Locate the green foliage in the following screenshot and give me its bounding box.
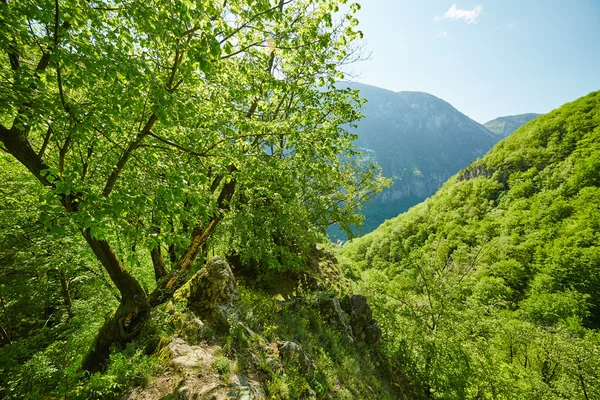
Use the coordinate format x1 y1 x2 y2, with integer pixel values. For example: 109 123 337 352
0 0 388 396
0 0 387 270
223 286 400 399
80 350 163 400
212 355 233 375
338 91 600 399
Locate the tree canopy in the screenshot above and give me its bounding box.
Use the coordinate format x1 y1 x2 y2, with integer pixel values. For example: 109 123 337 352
338 91 600 398
0 0 386 372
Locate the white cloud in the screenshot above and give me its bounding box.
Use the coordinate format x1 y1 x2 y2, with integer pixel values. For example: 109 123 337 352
439 30 449 37
434 4 483 24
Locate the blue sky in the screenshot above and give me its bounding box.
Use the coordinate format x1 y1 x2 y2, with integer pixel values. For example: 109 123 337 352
346 1 600 123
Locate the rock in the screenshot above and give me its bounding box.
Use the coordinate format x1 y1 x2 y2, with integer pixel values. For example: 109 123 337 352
277 341 314 373
363 322 383 345
168 337 216 368
317 297 354 342
341 295 382 345
174 256 239 329
128 337 265 399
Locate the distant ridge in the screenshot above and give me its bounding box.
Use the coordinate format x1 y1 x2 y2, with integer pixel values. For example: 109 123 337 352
484 113 541 137
331 82 498 238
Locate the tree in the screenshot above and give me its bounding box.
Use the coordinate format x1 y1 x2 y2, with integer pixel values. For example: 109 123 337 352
0 0 386 371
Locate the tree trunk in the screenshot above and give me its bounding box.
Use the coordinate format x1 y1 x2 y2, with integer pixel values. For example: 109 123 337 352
149 176 236 307
59 272 74 320
81 230 150 372
0 324 11 347
150 245 168 282
149 218 220 306
0 126 53 187
81 294 150 372
0 296 13 342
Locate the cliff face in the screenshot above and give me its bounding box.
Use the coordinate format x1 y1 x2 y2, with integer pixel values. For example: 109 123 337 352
335 82 498 237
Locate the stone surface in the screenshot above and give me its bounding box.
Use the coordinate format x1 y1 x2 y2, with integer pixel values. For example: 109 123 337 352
174 256 239 329
341 295 382 345
277 341 314 373
128 337 265 400
317 297 354 342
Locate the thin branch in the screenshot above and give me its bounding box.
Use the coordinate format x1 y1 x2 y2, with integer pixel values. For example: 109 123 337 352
218 0 293 44
220 41 262 59
37 125 52 158
102 113 157 197
147 131 206 157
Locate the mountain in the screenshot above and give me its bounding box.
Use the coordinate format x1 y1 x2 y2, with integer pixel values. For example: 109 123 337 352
338 90 600 398
334 82 498 238
484 113 541 137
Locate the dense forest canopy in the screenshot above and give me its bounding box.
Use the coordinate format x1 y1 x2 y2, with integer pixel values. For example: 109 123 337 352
338 91 600 398
0 0 387 377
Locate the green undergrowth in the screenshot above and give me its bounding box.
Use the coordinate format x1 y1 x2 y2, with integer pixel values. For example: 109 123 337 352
139 284 402 399
2 280 402 399
227 287 401 399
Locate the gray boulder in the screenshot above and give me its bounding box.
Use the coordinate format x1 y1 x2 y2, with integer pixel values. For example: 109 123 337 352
341 295 382 345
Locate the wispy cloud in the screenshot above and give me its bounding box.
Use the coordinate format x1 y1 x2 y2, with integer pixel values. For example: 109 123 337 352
439 30 449 38
434 4 483 24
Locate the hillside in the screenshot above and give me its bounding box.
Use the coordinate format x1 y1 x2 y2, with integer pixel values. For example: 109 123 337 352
484 113 542 137
334 82 498 238
338 90 600 398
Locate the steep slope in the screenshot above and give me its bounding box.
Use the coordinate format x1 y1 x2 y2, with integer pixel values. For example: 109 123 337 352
336 82 498 238
484 112 541 137
338 91 600 398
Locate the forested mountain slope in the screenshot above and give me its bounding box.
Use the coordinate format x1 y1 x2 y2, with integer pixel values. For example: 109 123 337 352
484 113 542 137
338 90 600 398
333 82 498 238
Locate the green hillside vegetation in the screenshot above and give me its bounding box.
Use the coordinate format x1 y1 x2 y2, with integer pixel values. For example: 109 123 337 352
484 113 542 138
338 91 600 399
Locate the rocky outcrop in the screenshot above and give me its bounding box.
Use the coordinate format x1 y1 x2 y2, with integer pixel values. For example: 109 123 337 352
277 341 315 373
317 297 354 342
174 256 238 330
317 294 382 346
128 337 265 400
341 295 382 345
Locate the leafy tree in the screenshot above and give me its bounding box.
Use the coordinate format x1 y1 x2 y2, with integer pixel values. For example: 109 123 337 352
0 0 386 371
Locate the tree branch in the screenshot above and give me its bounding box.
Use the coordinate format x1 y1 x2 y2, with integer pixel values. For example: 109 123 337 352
147 131 206 157
37 125 52 158
102 113 157 197
218 0 292 44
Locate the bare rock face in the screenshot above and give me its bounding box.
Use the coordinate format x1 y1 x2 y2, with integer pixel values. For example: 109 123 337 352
341 295 382 345
128 338 265 400
316 294 382 345
174 257 239 329
317 297 354 342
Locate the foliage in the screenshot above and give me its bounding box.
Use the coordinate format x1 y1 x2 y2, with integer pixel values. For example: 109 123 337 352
338 90 600 399
0 0 385 269
0 0 392 396
0 0 388 385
